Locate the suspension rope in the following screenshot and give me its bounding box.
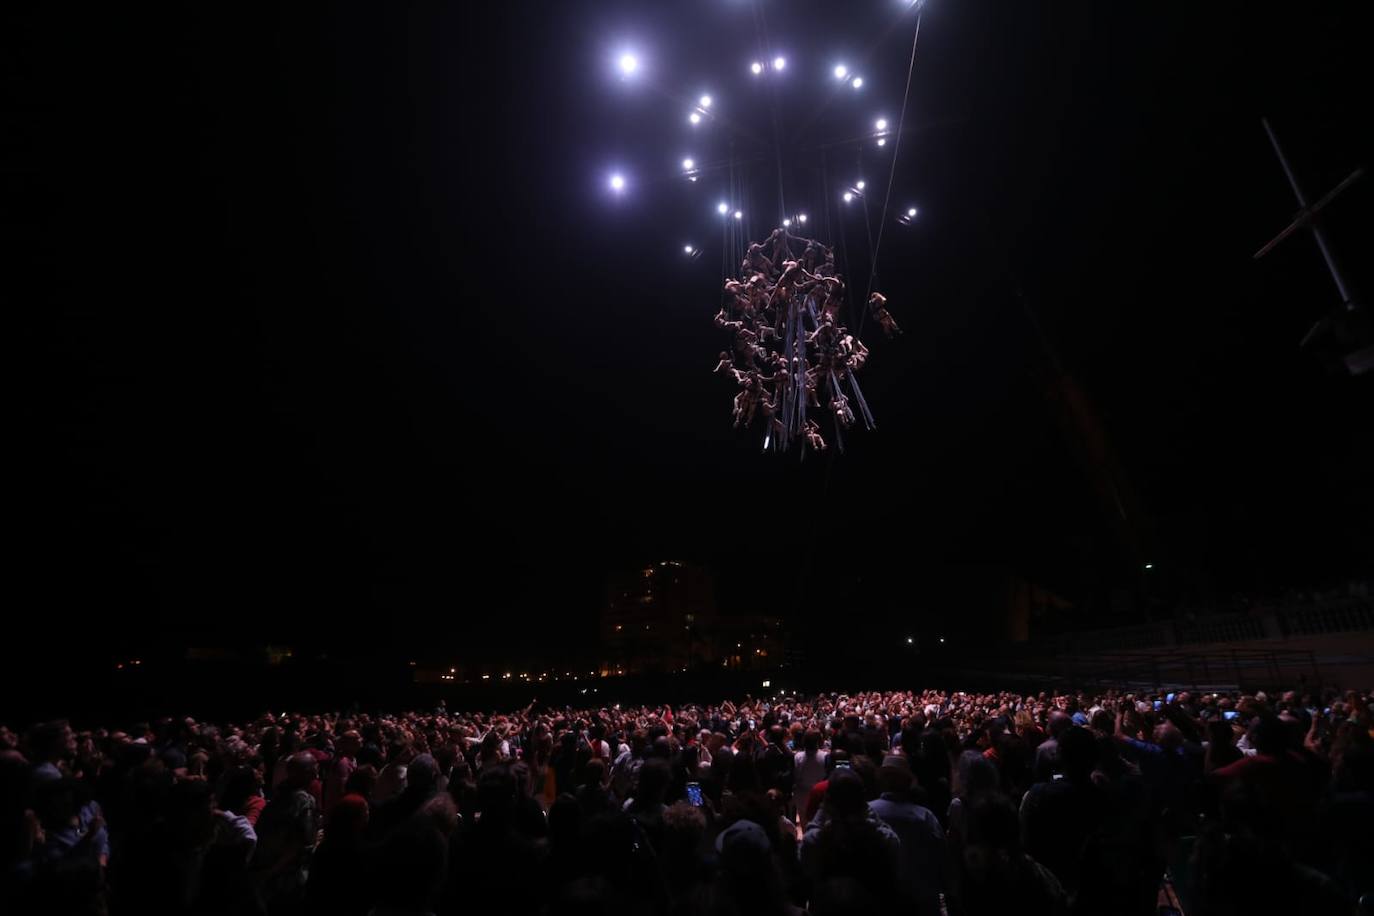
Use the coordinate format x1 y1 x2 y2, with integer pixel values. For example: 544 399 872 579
857 148 878 336
751 0 787 222
822 147 833 248
864 11 923 317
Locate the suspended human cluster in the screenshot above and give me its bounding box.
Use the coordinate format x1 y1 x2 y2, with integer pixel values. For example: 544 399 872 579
713 226 902 455
604 4 928 454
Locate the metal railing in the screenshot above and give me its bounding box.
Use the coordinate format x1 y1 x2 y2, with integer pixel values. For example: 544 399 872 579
1041 600 1373 655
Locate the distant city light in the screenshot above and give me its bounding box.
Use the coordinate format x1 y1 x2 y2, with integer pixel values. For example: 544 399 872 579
1145 563 1154 570
717 201 729 214
699 94 712 108
907 637 914 644
851 76 863 89
750 61 763 75
762 679 771 688
772 56 786 71
939 637 945 644
833 64 848 80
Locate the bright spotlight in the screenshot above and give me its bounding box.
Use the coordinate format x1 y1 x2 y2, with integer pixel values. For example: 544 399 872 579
833 64 848 80
684 244 694 254
750 61 763 75
843 192 853 203
783 218 791 227
856 180 865 190
851 76 863 89
717 201 729 214
876 138 887 147
907 637 914 644
908 207 917 217
689 111 701 124
609 173 625 192
618 53 638 76
733 210 742 220
699 94 712 108
798 213 807 223
875 118 888 131
682 158 694 170
772 56 786 71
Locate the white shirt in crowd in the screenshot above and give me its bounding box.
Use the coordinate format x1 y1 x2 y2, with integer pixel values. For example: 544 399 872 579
793 748 828 809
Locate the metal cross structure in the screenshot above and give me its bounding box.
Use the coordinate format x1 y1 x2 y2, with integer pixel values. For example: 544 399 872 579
1254 117 1372 375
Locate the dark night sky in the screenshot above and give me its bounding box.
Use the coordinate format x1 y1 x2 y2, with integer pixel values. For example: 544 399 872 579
10 2 1372 664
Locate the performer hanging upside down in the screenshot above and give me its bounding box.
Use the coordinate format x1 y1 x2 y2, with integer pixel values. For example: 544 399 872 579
831 391 855 428
745 273 770 312
732 337 760 370
804 418 828 452
714 309 746 332
733 371 772 428
818 278 844 322
868 292 902 338
807 321 839 348
724 279 748 313
843 335 869 371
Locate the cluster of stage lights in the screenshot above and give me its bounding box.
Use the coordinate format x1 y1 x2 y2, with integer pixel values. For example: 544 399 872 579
833 63 864 90
840 178 919 227
874 116 890 147
750 55 788 75
611 49 876 193
613 45 917 249
714 200 744 220
688 94 713 126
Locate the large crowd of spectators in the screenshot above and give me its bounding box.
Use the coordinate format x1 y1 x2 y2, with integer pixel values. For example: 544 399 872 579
2 685 1371 915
